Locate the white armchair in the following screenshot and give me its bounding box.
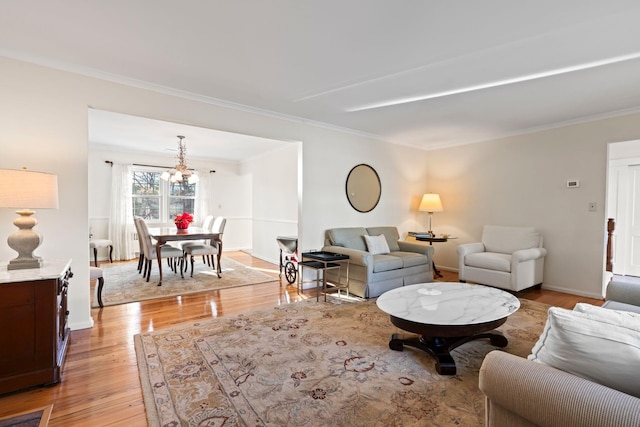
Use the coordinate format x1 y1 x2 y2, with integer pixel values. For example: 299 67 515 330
456 225 547 292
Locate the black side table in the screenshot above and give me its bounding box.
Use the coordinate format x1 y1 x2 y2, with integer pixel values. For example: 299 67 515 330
299 251 350 301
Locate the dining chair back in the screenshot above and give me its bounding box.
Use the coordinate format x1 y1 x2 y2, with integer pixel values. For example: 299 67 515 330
137 218 184 282
183 216 226 278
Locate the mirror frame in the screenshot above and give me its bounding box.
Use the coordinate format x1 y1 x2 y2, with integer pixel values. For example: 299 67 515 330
345 164 381 213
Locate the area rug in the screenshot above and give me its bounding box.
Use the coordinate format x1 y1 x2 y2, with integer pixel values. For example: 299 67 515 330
95 257 277 307
134 297 548 426
0 405 52 427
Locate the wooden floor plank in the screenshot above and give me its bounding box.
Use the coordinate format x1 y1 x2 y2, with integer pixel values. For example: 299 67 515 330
0 252 604 425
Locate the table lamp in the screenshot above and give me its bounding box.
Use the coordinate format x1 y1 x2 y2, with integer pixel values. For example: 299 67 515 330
0 168 59 270
418 193 443 236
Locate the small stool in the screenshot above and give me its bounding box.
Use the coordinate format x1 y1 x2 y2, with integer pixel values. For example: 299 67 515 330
90 239 113 267
90 266 105 308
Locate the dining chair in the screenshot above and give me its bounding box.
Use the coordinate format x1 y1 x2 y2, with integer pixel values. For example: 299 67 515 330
89 238 113 267
179 214 214 254
137 218 184 283
183 216 226 278
133 217 146 274
90 266 105 308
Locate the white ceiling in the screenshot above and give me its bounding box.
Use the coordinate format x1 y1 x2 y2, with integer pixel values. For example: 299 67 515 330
3 1 640 154
88 109 290 162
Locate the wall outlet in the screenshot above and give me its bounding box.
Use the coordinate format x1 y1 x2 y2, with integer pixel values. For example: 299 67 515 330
567 180 580 188
588 202 597 212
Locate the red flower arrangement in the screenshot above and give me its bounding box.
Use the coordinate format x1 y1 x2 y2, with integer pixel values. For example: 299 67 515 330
174 212 194 230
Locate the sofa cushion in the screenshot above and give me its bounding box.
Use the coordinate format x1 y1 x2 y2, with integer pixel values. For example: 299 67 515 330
366 227 401 252
363 234 390 255
327 227 368 252
371 254 403 272
464 252 511 272
482 225 540 254
528 306 640 398
391 251 429 268
574 302 640 323
602 300 640 314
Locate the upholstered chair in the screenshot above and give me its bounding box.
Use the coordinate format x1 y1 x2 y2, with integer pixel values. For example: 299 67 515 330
90 266 105 308
457 225 547 292
183 216 226 278
137 218 184 282
90 238 113 267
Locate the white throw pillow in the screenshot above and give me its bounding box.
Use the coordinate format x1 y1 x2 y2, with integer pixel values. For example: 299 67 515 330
574 303 640 331
363 234 390 255
528 306 640 397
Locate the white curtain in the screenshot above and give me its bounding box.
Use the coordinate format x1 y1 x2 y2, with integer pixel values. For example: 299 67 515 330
108 163 136 260
195 170 214 226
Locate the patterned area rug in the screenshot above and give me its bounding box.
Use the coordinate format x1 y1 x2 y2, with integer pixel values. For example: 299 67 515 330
135 297 548 426
94 257 277 307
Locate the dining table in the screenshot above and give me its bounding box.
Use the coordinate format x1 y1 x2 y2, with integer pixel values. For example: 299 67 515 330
147 226 223 285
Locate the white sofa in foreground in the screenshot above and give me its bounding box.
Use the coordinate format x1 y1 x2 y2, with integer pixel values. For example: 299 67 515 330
479 279 640 426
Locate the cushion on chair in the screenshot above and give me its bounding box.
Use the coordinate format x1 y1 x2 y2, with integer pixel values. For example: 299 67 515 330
363 234 391 255
89 266 103 280
90 239 113 249
528 306 640 398
464 252 511 272
482 226 540 254
602 300 640 314
327 227 368 251
366 227 401 252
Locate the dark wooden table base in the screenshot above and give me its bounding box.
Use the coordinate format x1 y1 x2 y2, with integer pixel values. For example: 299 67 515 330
389 331 508 375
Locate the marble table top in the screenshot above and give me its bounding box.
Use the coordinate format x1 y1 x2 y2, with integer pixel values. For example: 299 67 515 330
376 282 520 326
0 259 72 284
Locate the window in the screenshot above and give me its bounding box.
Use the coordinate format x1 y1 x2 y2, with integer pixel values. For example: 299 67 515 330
132 168 197 223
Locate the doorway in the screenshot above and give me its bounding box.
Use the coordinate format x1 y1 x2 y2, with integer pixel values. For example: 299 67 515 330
606 139 640 277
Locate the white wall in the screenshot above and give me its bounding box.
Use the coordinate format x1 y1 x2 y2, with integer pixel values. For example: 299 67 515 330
88 146 253 253
242 143 299 265
426 116 640 299
0 56 430 330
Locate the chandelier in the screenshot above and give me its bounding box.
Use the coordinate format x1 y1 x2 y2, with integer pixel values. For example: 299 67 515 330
160 135 199 184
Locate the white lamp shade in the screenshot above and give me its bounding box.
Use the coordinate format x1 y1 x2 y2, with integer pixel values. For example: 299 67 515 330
418 193 443 213
0 169 59 209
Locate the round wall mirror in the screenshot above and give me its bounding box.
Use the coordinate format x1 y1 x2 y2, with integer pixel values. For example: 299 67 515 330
345 164 381 213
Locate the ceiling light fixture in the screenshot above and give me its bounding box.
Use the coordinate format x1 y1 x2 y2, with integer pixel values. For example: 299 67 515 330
160 135 199 184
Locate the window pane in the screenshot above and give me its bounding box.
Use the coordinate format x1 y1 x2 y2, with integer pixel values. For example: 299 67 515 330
133 172 160 196
134 197 160 221
170 181 196 197
169 198 195 218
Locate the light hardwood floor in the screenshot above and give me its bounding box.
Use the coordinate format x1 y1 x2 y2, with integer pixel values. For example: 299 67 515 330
0 252 604 426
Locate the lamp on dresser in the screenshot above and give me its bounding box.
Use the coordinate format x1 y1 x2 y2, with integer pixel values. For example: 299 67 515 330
0 167 59 270
418 193 443 236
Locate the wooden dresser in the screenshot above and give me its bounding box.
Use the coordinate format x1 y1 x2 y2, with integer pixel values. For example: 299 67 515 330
0 259 72 394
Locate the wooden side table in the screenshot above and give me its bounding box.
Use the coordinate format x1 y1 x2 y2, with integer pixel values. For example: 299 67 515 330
408 232 457 278
0 259 72 394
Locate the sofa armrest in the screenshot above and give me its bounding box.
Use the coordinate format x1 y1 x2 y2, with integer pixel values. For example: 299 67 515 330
479 351 640 427
456 242 485 256
606 278 640 307
321 245 372 267
512 247 547 263
397 240 434 258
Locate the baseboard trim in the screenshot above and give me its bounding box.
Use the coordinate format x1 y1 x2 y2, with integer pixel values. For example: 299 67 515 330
540 284 604 300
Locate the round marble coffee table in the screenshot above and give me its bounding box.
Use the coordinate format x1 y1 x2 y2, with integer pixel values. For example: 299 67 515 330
376 282 520 375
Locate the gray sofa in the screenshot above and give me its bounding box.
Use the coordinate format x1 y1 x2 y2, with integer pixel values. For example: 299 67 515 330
479 279 640 426
321 226 433 298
